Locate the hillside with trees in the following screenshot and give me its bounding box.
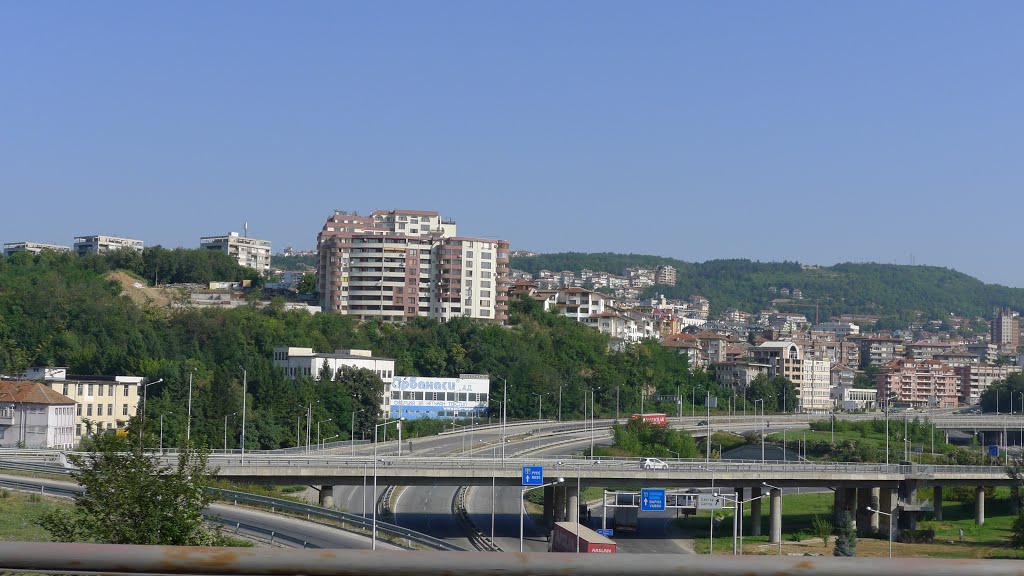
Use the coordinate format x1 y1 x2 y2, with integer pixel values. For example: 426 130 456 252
0 249 757 451
511 253 1024 323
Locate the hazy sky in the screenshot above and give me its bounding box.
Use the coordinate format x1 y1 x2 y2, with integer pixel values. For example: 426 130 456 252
3 3 1023 285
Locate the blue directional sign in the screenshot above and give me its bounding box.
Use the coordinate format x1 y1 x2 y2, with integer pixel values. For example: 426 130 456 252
988 445 1000 458
640 488 666 512
522 465 544 486
597 528 614 537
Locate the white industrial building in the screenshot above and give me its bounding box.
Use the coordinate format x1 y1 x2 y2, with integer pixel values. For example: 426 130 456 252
272 347 394 416
201 232 272 274
74 235 144 256
0 380 76 449
389 374 490 420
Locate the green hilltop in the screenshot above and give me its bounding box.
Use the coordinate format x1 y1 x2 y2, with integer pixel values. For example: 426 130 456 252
510 253 1024 324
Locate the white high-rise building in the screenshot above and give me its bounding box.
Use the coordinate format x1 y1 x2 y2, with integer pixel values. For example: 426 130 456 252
200 232 271 274
316 209 510 323
74 235 144 256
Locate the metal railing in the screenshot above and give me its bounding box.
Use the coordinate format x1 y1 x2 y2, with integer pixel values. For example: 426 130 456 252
0 460 464 552
2 542 1023 575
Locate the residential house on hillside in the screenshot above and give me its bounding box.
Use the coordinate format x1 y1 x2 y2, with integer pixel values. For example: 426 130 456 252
0 380 75 449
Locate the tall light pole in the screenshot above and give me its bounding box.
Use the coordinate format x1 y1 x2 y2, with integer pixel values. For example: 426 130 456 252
223 412 236 451
318 418 332 451
867 507 893 558
139 378 163 446
480 439 500 542
590 387 601 458
558 383 563 422
754 399 765 462
498 376 507 468
521 478 563 552
186 368 195 444
677 384 682 420
351 408 363 456
615 385 620 421
159 412 172 454
238 366 248 461
698 465 716 554
372 418 402 550
531 392 545 421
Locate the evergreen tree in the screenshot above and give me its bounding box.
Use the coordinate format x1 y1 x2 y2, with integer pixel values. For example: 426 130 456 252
833 511 857 556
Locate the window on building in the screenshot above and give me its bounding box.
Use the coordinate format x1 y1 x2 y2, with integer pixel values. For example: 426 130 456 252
77 384 83 395
76 404 82 416
482 252 492 260
123 404 129 416
481 261 491 269
109 384 115 396
124 384 130 396
62 384 68 396
481 280 491 288
76 424 81 436
107 403 113 415
87 404 93 416
87 384 93 396
98 385 104 397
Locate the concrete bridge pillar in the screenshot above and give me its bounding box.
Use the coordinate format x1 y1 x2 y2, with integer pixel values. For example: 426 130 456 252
843 487 857 528
543 485 555 528
553 486 566 522
769 487 782 544
750 487 762 536
933 485 943 520
856 486 877 536
880 487 899 539
567 487 580 523
833 488 845 521
975 486 985 526
318 485 335 508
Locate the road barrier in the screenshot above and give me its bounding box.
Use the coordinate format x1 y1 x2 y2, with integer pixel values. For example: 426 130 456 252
454 485 502 552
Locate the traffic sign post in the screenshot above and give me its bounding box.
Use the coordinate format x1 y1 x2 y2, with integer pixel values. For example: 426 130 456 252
988 445 999 458
640 488 666 512
697 494 724 510
521 465 544 486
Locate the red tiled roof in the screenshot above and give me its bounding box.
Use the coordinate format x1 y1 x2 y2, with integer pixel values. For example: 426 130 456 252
0 380 75 405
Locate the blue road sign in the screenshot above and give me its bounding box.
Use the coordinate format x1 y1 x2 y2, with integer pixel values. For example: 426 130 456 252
597 528 614 537
640 488 666 512
989 445 1000 458
522 465 544 486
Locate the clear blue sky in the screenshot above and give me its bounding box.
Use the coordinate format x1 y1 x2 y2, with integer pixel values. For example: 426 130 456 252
3 3 1023 285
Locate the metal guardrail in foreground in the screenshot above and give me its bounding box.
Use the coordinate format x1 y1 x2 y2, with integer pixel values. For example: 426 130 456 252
1 542 1022 576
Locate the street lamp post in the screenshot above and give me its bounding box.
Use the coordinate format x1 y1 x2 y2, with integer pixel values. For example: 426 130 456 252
223 412 236 451
590 387 601 458
351 409 363 456
521 478 564 551
317 418 332 451
372 418 403 550
479 439 500 542
754 399 765 462
763 482 785 557
139 378 164 446
531 392 545 421
238 367 248 462
615 385 620 421
698 465 716 554
714 489 770 555
499 377 507 468
186 368 195 444
866 507 893 558
159 412 172 454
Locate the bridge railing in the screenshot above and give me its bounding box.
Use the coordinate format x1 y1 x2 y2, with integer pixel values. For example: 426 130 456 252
1 542 1022 575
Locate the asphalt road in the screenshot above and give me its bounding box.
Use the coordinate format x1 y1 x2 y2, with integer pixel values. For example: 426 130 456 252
0 473 398 550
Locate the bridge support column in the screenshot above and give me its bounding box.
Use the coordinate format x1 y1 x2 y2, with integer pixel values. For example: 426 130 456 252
553 486 566 522
975 486 985 526
843 487 857 528
870 487 880 532
543 485 555 528
567 487 579 523
880 487 899 539
769 488 782 545
856 486 876 536
318 485 335 508
750 487 762 536
933 485 943 520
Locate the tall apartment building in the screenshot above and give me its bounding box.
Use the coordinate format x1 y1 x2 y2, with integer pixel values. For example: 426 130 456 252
654 265 677 286
875 359 960 408
201 232 271 274
3 241 71 256
992 308 1020 350
957 363 1023 405
74 235 144 256
316 209 510 323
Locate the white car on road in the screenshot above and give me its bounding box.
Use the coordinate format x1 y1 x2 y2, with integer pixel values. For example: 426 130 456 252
640 457 669 470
